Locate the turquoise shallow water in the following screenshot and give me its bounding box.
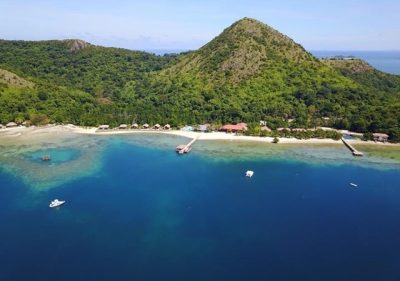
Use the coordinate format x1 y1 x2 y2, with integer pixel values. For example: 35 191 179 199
25 148 81 164
0 135 400 280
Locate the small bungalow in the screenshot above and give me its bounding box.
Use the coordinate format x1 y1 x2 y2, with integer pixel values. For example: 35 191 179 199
221 123 247 133
277 128 289 132
98 125 109 130
143 123 149 129
131 123 139 129
198 124 210 132
119 124 128 129
0 124 4 129
373 133 389 142
260 126 272 132
6 122 18 128
154 124 161 130
164 124 171 130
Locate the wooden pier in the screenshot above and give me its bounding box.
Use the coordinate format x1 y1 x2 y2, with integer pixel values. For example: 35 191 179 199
176 136 198 154
341 137 363 157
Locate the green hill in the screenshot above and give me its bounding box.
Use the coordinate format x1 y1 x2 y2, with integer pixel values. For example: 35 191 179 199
0 39 176 98
0 18 399 139
129 18 399 134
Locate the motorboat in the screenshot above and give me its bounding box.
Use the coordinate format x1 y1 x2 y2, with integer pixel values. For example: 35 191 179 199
246 170 254 177
49 199 65 208
350 183 358 187
41 155 51 161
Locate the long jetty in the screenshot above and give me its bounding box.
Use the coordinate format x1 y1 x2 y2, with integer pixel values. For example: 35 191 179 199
341 137 363 157
176 136 199 154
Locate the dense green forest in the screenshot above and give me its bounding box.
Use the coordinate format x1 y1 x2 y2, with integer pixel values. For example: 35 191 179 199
0 18 399 140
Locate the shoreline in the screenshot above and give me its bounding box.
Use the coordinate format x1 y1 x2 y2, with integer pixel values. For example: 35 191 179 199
0 124 398 147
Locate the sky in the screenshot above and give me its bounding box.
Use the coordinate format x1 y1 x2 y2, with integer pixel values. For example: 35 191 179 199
0 0 399 51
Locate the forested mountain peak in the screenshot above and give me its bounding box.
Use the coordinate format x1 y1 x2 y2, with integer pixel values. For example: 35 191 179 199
163 17 317 83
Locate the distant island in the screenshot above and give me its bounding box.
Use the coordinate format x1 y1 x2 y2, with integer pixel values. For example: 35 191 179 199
0 18 399 142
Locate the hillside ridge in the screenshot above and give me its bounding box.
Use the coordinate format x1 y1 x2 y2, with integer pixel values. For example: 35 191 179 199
0 18 399 140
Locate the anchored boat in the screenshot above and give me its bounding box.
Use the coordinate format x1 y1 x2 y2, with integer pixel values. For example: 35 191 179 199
49 199 65 208
246 170 254 177
41 155 51 161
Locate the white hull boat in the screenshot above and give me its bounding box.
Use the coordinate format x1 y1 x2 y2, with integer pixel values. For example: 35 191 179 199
49 199 65 208
246 170 254 177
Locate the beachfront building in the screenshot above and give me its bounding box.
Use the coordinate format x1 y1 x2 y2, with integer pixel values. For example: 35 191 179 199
119 124 128 129
143 123 149 129
164 124 171 130
131 123 139 129
373 133 389 142
6 122 18 128
154 124 161 130
260 126 272 132
198 124 210 132
221 123 248 133
98 125 109 130
0 124 4 129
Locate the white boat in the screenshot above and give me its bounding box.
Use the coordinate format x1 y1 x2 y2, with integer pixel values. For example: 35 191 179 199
350 183 358 187
245 170 254 177
49 199 65 208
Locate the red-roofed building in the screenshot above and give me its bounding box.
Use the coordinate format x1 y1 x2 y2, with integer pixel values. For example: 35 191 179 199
221 123 248 132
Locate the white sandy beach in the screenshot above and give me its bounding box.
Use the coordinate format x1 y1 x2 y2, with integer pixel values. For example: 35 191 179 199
0 124 398 147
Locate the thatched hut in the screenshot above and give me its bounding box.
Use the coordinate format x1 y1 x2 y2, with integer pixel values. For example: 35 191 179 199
260 126 272 132
119 124 128 129
164 124 171 130
98 125 110 130
131 123 139 129
143 123 149 129
373 133 389 142
6 122 17 128
154 124 161 130
198 124 210 132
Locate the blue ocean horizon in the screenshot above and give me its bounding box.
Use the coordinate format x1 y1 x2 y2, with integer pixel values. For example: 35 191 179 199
1 136 400 280
312 50 400 75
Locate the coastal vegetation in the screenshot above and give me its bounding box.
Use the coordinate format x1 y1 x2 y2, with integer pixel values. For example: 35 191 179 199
0 18 399 141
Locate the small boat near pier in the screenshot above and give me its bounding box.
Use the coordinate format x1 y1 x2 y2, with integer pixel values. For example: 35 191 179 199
41 155 51 161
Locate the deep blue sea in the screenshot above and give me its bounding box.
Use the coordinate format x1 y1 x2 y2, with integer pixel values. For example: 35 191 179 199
1 136 400 281
312 50 400 75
